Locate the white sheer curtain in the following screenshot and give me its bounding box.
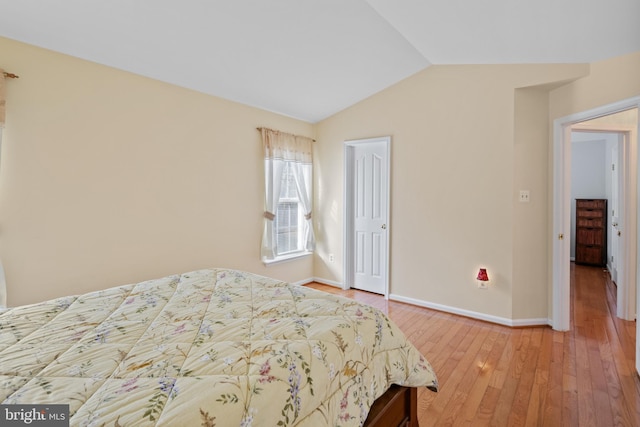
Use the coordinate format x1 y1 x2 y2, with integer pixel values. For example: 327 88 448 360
0 69 7 307
260 128 315 260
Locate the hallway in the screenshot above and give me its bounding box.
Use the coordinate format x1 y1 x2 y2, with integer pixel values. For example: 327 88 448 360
567 263 639 426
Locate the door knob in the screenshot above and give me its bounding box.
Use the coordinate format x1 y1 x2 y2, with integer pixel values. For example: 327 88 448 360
381 224 387 230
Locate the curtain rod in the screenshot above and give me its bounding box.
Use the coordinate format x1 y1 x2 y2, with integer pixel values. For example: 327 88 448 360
3 71 19 79
256 127 315 142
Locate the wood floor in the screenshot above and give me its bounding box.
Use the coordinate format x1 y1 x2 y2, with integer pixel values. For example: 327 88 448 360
307 263 640 426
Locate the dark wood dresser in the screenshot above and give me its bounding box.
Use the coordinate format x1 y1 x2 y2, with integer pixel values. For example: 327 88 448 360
575 198 607 266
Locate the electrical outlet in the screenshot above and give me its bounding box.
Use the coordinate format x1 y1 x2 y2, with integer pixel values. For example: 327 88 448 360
519 190 530 203
477 281 488 290
329 254 334 263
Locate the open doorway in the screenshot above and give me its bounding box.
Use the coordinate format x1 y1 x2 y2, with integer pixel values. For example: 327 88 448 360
571 127 626 259
570 129 626 292
571 111 638 321
552 98 639 373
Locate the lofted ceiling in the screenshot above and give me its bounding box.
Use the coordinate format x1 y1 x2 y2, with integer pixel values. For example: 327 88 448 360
1 0 638 123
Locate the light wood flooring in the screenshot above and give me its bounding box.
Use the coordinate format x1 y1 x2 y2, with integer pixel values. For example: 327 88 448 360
306 263 640 426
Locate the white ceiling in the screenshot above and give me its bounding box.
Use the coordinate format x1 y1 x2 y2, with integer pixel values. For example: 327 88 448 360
1 0 638 123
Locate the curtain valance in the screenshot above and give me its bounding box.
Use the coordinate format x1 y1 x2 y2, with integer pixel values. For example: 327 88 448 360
259 128 313 163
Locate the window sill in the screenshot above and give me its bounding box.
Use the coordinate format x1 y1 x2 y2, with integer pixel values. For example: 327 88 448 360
263 251 312 266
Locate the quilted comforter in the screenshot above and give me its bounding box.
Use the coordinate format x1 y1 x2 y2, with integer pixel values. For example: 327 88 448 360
0 268 438 426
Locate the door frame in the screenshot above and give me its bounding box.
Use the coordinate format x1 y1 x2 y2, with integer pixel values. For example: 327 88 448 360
607 135 622 284
552 97 640 332
343 136 391 298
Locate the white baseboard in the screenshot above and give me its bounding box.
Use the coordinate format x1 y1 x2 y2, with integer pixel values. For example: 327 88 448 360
295 277 345 289
293 277 344 288
389 293 549 328
291 277 316 287
303 277 549 327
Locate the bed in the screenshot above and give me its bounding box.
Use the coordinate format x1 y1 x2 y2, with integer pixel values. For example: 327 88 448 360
0 268 438 426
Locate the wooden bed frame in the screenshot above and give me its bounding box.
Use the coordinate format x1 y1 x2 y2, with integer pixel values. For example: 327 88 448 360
364 385 419 427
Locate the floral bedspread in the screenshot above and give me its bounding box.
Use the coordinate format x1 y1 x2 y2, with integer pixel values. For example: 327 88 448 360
0 268 438 426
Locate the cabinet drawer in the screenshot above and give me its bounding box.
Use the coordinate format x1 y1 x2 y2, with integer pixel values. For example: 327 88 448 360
577 217 604 228
575 244 604 266
577 209 604 219
576 228 604 245
576 199 606 209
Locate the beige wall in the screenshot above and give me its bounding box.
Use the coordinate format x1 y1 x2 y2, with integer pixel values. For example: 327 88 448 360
512 87 552 319
315 63 590 321
550 52 640 120
0 37 315 306
314 52 639 323
3 34 638 324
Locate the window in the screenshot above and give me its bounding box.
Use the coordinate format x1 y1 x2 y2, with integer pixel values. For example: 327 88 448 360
276 201 299 254
275 163 306 255
260 128 315 263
